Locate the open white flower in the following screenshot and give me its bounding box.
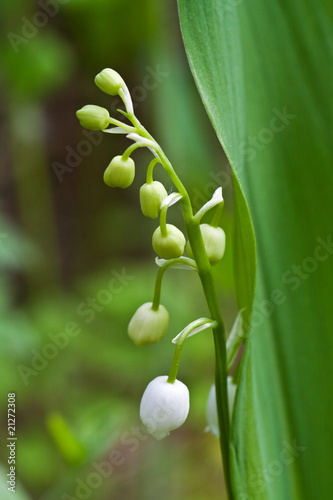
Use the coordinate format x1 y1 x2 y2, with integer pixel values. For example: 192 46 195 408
140 376 190 440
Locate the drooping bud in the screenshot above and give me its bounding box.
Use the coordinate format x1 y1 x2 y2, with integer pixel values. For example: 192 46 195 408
94 68 124 96
76 105 110 130
103 155 135 188
140 181 168 219
140 376 190 440
206 378 237 437
152 224 186 259
187 224 226 265
128 302 169 346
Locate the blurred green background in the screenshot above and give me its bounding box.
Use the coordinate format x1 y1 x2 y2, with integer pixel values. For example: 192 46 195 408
0 1 237 498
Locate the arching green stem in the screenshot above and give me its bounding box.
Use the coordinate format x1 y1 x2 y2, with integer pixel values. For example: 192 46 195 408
159 205 168 237
152 257 197 311
122 143 141 161
146 158 162 184
167 318 216 384
128 114 190 204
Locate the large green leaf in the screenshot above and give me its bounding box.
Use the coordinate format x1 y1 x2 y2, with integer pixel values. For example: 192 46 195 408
178 1 333 499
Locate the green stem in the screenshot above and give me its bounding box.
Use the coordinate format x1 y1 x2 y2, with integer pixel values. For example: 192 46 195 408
146 158 161 184
167 342 183 385
167 318 216 384
122 143 140 160
152 257 197 310
107 117 136 132
126 113 234 499
184 219 232 497
128 114 190 202
152 264 164 311
159 206 168 237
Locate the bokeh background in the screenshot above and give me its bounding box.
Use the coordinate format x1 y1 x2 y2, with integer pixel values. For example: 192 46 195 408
0 1 237 498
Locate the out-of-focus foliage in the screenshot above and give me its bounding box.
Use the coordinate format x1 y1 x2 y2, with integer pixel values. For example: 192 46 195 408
0 1 234 499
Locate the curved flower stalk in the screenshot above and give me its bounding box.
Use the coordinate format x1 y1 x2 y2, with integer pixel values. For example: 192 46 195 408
76 68 243 499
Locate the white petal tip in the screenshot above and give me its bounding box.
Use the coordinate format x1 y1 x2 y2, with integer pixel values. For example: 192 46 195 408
160 192 182 209
126 133 156 148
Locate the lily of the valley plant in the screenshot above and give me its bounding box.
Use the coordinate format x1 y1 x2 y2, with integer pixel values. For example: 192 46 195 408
76 68 244 498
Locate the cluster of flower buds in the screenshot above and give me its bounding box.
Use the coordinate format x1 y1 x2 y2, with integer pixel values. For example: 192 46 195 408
76 69 235 441
76 68 137 189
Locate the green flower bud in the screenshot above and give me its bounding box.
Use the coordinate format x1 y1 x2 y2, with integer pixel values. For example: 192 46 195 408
152 224 186 259
94 68 124 96
76 105 110 130
187 223 226 265
128 302 169 346
140 181 168 219
103 155 135 188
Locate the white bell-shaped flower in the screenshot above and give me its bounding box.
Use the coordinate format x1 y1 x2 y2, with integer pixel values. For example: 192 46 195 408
140 376 190 440
206 377 237 437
